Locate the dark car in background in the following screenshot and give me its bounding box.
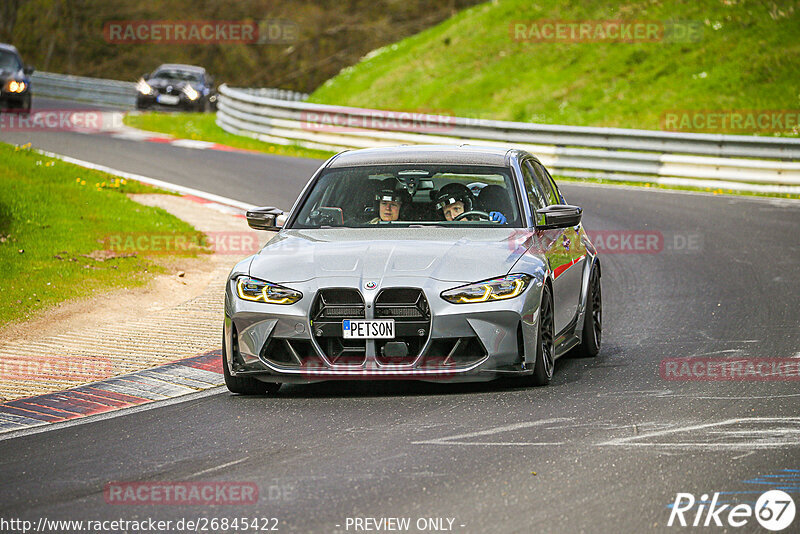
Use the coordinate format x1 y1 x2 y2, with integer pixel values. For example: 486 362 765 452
136 64 217 112
0 43 33 113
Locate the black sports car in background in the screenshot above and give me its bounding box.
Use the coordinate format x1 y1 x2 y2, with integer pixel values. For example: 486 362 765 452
135 64 217 112
0 43 33 113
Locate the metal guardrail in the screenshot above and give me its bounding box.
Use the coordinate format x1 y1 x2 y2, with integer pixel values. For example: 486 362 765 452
29 72 308 111
216 84 800 194
31 71 137 108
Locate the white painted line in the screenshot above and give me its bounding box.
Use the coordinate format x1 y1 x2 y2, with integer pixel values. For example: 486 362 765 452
34 149 256 211
598 417 800 450
412 418 572 446
188 457 249 479
170 139 217 149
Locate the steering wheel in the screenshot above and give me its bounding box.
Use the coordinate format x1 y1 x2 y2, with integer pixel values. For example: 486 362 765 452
454 210 491 221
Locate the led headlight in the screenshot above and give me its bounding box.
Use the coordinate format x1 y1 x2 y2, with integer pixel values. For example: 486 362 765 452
441 274 532 304
4 80 26 93
136 78 154 95
183 85 199 101
236 276 302 305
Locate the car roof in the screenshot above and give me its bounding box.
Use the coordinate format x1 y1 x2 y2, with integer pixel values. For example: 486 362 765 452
0 43 21 56
327 145 518 168
154 64 206 73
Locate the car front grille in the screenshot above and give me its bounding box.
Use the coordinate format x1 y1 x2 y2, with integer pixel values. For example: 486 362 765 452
309 288 434 367
312 288 366 365
157 86 181 95
375 288 430 365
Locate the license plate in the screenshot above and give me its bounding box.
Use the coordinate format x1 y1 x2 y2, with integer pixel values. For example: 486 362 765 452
157 94 180 105
342 319 395 339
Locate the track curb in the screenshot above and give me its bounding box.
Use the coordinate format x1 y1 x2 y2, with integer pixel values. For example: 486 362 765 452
0 350 223 435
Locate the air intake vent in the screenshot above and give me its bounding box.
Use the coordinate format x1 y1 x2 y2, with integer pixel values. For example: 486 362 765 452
375 288 430 365
312 288 365 321
311 288 367 366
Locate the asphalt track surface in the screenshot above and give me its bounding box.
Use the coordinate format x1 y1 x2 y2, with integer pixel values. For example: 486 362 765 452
0 97 799 533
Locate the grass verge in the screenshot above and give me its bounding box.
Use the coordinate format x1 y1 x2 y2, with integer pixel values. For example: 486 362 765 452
309 0 800 135
123 112 333 160
0 142 204 325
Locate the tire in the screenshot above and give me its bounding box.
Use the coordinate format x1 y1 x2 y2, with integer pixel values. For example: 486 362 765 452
529 284 555 386
574 263 602 358
222 335 281 395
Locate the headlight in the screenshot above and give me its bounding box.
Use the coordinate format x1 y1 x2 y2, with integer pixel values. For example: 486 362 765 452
4 80 26 93
183 85 199 101
441 274 532 304
136 79 154 95
236 277 302 305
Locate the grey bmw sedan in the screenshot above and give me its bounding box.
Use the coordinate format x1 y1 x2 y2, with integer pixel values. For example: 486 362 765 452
223 145 601 394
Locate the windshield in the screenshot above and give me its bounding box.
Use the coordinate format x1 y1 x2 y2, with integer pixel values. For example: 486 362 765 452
151 69 202 82
290 164 522 229
0 51 22 72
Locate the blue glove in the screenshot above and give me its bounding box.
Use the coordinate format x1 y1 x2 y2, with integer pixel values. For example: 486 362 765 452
489 211 507 224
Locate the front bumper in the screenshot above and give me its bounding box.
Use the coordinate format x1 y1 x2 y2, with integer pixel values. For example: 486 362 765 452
0 90 30 109
136 93 203 111
224 276 542 383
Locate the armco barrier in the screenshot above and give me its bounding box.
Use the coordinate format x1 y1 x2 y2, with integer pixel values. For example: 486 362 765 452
31 71 137 108
216 84 800 194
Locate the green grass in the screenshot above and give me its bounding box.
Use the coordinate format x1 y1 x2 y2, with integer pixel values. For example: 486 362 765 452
123 112 334 160
309 0 800 135
0 143 203 325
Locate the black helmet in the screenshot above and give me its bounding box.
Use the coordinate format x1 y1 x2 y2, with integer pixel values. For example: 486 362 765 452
435 183 474 218
477 184 512 215
374 178 411 212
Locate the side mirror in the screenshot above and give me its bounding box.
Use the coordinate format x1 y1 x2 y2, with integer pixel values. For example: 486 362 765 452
535 204 582 229
246 206 284 231
23 65 34 75
142 72 150 80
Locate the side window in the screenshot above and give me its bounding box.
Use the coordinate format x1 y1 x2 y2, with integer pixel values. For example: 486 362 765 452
530 161 560 206
520 159 545 211
540 163 566 204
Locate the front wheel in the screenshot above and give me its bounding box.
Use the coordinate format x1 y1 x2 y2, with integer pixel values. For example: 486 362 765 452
528 284 555 386
574 263 601 357
222 335 281 395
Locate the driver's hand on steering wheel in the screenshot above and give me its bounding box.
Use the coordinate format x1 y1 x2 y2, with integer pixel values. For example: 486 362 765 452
489 211 507 224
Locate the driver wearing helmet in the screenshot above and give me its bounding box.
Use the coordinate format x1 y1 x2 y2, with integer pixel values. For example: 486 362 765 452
434 183 507 223
370 179 411 223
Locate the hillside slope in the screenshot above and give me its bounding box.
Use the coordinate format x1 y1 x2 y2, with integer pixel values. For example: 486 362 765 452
310 0 800 133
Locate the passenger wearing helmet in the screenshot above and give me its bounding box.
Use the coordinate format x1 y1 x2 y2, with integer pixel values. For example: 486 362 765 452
435 183 507 223
370 179 411 223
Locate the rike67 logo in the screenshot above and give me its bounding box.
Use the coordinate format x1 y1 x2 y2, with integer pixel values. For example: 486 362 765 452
668 490 795 531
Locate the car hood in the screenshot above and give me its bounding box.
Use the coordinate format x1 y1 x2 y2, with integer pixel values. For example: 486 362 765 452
0 68 23 81
248 227 534 284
